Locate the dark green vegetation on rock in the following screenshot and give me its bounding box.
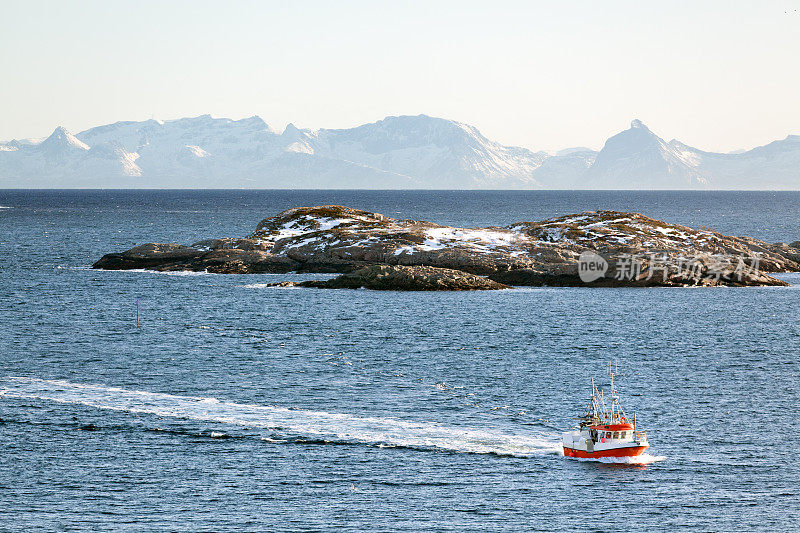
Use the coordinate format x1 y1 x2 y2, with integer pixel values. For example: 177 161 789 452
93 205 799 288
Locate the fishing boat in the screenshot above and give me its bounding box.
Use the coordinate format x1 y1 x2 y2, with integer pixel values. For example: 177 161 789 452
562 366 649 459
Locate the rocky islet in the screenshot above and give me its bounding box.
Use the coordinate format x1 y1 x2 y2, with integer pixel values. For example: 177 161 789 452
93 205 800 289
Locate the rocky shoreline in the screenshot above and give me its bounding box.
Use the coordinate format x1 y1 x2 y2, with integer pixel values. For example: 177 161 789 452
93 205 799 289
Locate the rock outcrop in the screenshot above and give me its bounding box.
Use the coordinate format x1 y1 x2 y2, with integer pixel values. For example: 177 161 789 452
93 205 799 288
267 265 510 291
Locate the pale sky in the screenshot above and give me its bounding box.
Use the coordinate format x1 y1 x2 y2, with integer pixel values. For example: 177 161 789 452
1 0 799 152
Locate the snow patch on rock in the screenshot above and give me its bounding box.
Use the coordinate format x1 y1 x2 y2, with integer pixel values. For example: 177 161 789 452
185 145 210 158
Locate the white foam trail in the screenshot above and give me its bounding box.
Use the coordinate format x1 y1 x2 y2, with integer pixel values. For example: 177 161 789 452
613 454 667 464
0 377 561 457
242 283 298 289
96 268 211 276
567 453 667 465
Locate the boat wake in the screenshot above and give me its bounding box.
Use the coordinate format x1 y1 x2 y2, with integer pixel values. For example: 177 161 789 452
0 377 561 458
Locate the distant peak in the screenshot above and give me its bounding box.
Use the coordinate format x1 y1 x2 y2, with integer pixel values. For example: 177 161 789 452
556 146 596 156
46 126 74 140
282 123 307 140
176 114 213 123
40 126 90 151
630 119 649 130
163 114 215 126
237 115 268 128
379 114 447 125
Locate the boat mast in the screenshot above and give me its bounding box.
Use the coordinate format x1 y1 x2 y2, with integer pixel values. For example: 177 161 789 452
578 378 603 428
608 361 626 423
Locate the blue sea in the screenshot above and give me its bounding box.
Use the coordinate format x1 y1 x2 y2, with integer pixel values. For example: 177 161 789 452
1 190 799 531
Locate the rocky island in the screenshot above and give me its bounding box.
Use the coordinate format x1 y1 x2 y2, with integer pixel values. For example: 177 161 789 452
93 205 800 289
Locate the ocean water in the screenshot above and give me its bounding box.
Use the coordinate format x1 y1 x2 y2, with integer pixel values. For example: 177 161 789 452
1 190 799 531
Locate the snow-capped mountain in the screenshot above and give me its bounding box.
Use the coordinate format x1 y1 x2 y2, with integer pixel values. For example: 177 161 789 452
685 134 800 190
581 120 800 190
582 119 708 189
0 115 798 189
308 115 549 188
0 114 548 188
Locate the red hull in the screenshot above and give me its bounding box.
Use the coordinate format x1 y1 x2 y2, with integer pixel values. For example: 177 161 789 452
563 445 648 459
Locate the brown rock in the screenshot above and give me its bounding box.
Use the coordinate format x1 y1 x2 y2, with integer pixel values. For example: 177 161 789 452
93 243 204 270
268 265 510 291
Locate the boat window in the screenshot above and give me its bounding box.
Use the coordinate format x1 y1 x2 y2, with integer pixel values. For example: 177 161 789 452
620 431 627 438
613 431 619 438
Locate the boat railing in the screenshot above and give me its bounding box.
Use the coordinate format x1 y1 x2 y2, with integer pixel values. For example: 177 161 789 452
634 430 647 442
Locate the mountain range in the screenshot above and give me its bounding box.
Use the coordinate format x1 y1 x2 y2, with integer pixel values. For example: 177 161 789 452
1 114 798 189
